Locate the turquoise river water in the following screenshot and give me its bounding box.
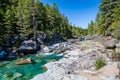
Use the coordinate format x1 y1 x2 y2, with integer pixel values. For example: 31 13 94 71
0 53 63 80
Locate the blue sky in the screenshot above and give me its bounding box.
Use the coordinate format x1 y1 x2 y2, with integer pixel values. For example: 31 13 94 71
41 0 100 28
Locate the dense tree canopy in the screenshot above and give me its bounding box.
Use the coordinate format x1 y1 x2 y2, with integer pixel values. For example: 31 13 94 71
96 0 120 37
0 0 86 45
87 0 120 38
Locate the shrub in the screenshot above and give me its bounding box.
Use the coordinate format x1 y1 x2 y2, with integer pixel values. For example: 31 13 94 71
45 30 52 40
95 58 105 70
113 28 120 39
13 38 21 49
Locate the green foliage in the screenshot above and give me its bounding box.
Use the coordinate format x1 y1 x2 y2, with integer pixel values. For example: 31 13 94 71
16 0 34 38
71 24 87 38
0 0 87 46
0 0 18 45
35 0 46 31
13 38 21 49
113 26 120 39
95 0 120 36
45 30 52 40
88 20 96 35
95 58 105 70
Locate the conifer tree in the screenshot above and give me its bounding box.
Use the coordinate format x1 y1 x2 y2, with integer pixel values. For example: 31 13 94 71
16 0 34 38
88 21 96 35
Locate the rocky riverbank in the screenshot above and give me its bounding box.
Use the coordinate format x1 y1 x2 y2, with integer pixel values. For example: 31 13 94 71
0 35 120 80
31 37 120 80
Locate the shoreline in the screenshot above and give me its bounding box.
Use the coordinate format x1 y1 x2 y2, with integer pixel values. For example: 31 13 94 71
31 40 120 80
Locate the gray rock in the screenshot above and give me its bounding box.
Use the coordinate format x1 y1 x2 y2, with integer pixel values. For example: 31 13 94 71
32 40 117 80
48 42 71 54
116 42 120 54
105 39 118 49
84 35 93 41
31 61 88 80
116 42 120 48
62 74 88 80
106 50 114 58
118 62 120 77
37 32 47 43
116 48 120 54
17 40 37 54
43 46 50 53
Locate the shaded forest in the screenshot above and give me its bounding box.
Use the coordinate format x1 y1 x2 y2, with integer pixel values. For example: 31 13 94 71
0 0 87 46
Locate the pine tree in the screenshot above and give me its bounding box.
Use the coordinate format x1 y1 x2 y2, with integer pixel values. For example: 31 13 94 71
88 21 96 35
16 0 34 38
45 3 56 31
34 0 46 31
5 0 17 36
96 0 120 35
0 0 17 45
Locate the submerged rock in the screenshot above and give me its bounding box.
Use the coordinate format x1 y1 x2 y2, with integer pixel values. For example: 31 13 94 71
12 72 22 80
2 72 22 80
16 58 32 65
0 61 9 67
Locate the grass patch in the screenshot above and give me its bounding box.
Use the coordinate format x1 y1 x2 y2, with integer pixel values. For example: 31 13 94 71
95 58 105 70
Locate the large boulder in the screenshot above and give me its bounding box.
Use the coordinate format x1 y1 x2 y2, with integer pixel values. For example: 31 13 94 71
38 42 71 55
105 39 118 49
0 51 7 58
7 53 16 59
48 34 63 45
48 42 71 54
17 40 37 54
97 63 119 78
75 63 119 80
31 61 88 80
36 32 47 43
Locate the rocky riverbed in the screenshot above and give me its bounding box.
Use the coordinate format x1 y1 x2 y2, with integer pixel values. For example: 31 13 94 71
32 38 120 80
0 35 120 80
